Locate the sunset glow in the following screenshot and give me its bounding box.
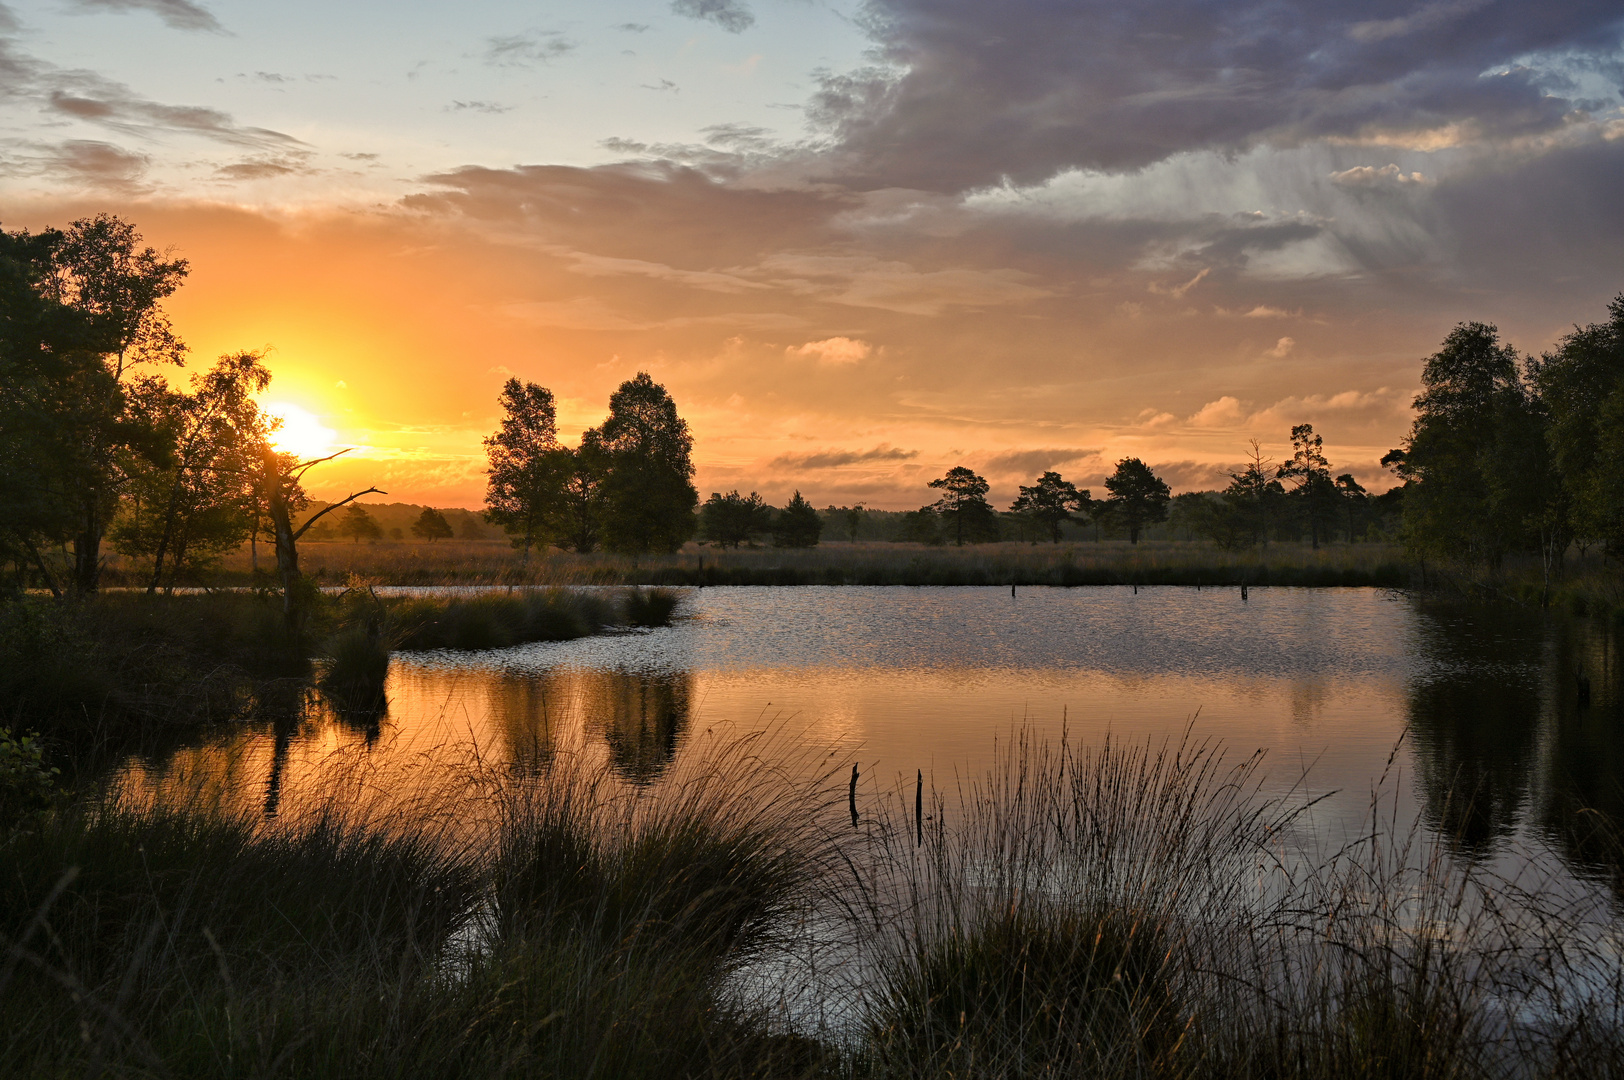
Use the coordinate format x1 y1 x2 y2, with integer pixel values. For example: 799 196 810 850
2 0 1618 507
264 402 338 462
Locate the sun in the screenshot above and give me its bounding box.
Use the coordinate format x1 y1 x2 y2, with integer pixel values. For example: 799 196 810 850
264 402 338 460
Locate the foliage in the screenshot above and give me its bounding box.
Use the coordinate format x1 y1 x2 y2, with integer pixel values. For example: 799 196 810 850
1010 470 1090 543
1529 295 1624 554
1393 321 1561 569
0 727 58 829
1279 423 1342 549
593 372 699 554
1102 457 1171 544
928 466 1000 545
0 215 189 594
483 378 566 556
699 490 772 548
411 506 454 542
337 504 383 543
108 351 272 590
772 490 822 548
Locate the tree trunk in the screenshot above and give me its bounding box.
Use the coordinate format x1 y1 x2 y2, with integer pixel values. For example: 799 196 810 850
72 509 102 594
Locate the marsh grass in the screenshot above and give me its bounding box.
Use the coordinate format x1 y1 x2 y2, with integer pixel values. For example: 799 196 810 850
6 723 1624 1078
211 539 1412 588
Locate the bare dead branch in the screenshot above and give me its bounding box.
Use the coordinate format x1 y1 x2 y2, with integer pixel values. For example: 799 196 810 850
292 487 386 541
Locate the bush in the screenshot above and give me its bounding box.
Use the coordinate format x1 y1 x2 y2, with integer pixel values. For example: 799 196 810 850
0 728 58 829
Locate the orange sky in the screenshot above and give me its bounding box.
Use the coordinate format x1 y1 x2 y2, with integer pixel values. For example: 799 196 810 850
7 1 1621 509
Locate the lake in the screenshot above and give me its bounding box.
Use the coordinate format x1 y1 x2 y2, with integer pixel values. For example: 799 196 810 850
122 585 1624 890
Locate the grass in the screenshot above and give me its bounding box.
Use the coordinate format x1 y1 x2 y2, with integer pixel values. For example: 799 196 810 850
193 538 1415 588
5 724 1624 1078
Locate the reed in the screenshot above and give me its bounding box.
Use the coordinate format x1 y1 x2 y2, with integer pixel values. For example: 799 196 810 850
205 539 1413 588
4 723 1624 1078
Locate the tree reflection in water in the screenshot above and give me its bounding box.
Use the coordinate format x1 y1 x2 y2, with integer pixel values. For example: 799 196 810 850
488 667 693 785
588 670 692 785
1538 618 1624 900
1405 602 1544 857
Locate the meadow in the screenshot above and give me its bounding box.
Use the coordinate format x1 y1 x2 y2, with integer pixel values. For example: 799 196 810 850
3 726 1621 1079
192 537 1416 588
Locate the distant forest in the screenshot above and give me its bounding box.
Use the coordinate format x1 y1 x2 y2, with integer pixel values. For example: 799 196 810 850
3 212 1623 596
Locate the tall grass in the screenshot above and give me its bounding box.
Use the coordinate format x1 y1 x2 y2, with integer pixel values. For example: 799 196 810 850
210 539 1413 588
5 724 1624 1078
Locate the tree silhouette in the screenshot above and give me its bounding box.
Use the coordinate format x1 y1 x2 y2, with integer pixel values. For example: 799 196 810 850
1102 458 1170 543
483 378 564 558
1011 470 1089 542
338 504 383 543
411 507 454 542
1277 423 1338 549
928 466 998 545
773 491 822 548
700 490 771 548
594 372 697 554
0 215 188 593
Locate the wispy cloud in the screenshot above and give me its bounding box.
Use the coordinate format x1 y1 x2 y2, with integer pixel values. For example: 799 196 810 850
70 0 221 33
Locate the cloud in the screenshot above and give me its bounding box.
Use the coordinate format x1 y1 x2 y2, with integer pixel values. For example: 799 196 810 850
1347 0 1492 44
770 444 917 469
787 336 872 365
1148 268 1209 298
802 0 1619 192
670 0 754 33
213 155 311 181
71 0 221 33
450 100 513 114
980 448 1100 477
39 139 148 188
45 75 301 149
484 32 574 67
1329 163 1431 188
615 23 650 32
756 253 1051 315
1264 336 1296 358
1188 396 1247 428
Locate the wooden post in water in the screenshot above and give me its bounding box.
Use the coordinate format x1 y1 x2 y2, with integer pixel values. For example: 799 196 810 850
849 764 860 828
916 770 924 847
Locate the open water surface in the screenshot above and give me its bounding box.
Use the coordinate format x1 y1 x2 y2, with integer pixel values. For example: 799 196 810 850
124 586 1624 886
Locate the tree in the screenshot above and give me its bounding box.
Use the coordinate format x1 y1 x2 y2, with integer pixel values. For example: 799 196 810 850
110 352 272 592
839 504 865 542
700 490 772 548
1334 474 1369 542
1010 471 1089 543
928 466 999 545
899 506 943 545
773 491 822 548
1102 458 1170 543
1396 322 1558 568
1528 294 1624 554
594 372 698 554
253 444 382 635
338 504 383 543
1219 441 1286 547
1277 423 1340 549
484 378 565 558
412 507 454 542
0 215 188 593
552 435 609 553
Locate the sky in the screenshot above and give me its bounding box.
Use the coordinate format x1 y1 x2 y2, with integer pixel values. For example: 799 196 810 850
3 0 1622 508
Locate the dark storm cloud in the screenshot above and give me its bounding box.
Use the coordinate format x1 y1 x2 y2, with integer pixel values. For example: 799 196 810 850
670 0 754 34
811 0 1624 192
71 0 221 33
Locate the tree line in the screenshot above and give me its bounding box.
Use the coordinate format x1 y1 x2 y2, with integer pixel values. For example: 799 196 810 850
0 215 385 630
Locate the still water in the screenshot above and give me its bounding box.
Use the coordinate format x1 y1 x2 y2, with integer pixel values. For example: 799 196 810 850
126 586 1624 884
